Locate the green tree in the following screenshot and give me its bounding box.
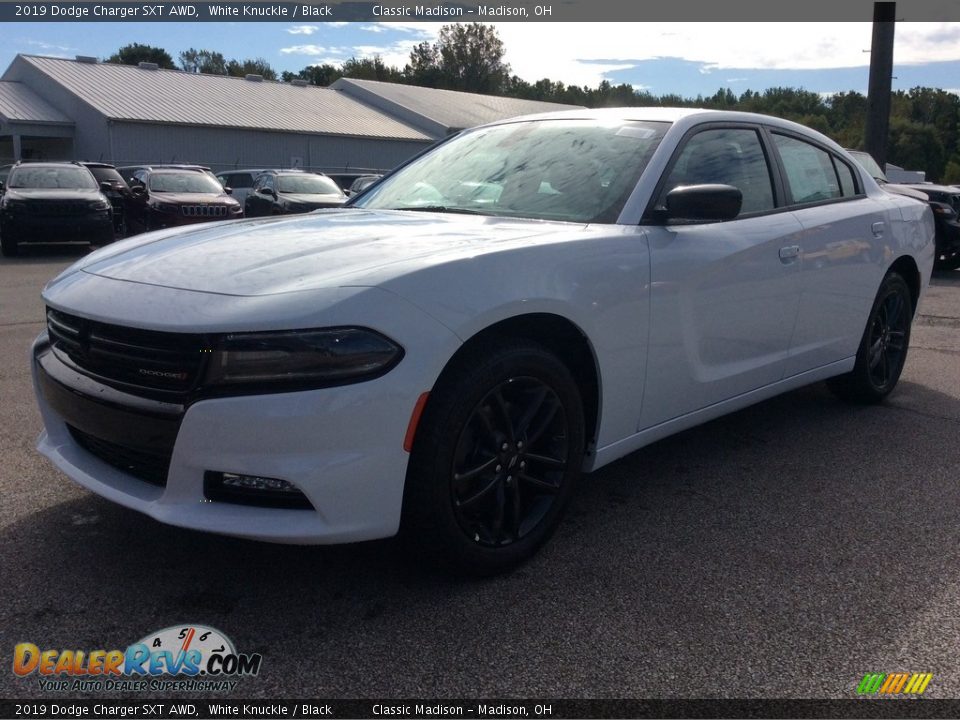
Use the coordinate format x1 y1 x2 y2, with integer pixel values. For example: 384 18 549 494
179 48 227 75
341 56 404 83
887 118 946 182
410 23 510 93
282 64 342 86
226 57 277 81
106 43 175 69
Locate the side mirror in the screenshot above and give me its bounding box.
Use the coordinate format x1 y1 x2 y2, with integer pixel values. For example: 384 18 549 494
224 187 233 195
100 181 114 193
130 185 147 198
664 184 742 222
0 180 5 193
258 187 275 197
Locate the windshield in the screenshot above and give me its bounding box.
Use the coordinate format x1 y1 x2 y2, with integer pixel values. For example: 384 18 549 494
87 167 127 186
148 172 224 193
277 175 342 195
354 119 669 223
9 166 97 190
848 150 886 182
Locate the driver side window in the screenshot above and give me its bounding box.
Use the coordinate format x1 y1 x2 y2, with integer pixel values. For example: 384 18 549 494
661 127 775 215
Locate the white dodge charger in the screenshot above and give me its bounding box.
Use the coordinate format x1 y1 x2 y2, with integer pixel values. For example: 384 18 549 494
32 109 934 573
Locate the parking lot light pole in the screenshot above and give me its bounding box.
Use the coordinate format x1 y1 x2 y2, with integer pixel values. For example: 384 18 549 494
865 1 896 170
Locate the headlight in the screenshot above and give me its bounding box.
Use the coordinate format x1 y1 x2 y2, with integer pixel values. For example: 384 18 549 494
205 327 403 387
90 199 111 211
153 202 180 214
2 200 26 213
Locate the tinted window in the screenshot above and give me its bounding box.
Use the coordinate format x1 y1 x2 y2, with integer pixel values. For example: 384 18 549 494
661 127 775 215
834 158 858 197
277 175 342 195
773 134 842 205
148 172 223 193
356 119 669 223
229 173 255 189
86 167 127 186
9 166 97 190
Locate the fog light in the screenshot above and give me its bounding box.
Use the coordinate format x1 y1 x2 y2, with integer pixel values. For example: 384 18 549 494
204 471 313 509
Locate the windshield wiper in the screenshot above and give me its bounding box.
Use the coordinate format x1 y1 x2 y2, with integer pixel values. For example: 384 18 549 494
388 205 490 216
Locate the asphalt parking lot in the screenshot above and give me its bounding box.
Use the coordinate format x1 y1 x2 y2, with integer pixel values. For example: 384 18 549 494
1 244 959 701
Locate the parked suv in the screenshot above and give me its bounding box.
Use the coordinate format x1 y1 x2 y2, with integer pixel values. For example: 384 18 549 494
0 161 114 257
244 170 347 217
848 150 960 270
80 162 132 237
215 169 266 207
126 167 243 234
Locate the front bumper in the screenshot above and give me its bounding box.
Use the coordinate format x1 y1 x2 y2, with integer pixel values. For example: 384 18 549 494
934 216 960 253
32 333 418 544
2 211 113 243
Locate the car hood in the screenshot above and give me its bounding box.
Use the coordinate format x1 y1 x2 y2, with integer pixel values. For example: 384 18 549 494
880 183 930 202
71 209 585 297
3 188 103 201
148 192 237 204
281 193 346 206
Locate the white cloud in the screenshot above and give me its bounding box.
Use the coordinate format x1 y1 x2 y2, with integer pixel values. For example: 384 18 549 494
26 39 75 52
324 22 350 27
359 25 387 33
280 44 328 55
286 25 319 35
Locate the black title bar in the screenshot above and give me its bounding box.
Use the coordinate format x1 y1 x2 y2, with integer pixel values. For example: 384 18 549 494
5 699 960 719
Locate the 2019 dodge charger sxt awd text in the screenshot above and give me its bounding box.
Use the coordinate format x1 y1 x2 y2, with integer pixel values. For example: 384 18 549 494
31 109 934 573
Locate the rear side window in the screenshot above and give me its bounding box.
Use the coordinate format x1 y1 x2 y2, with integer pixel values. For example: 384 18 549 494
228 173 255 189
773 134 851 206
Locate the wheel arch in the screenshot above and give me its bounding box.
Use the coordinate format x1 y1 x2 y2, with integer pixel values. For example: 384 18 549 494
433 313 602 453
888 254 921 315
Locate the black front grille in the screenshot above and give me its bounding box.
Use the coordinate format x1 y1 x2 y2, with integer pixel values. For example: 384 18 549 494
68 425 171 486
26 200 92 216
181 205 227 218
47 308 209 395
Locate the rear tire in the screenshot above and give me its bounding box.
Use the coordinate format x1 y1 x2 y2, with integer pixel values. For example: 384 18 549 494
402 339 585 575
827 272 913 403
0 230 19 258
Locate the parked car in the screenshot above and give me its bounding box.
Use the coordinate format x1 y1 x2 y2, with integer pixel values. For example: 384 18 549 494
215 169 266 207
0 161 114 256
80 162 132 237
347 174 383 197
126 167 243 234
31 109 934 574
244 170 347 217
847 150 960 270
118 164 222 189
0 164 11 185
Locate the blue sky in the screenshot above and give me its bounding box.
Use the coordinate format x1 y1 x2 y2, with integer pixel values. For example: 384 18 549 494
4 21 960 98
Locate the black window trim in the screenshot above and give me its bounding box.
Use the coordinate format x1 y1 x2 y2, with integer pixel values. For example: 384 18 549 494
765 127 867 211
641 121 784 225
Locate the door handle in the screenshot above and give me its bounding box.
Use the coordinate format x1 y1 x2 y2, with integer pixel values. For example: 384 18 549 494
871 221 885 237
779 245 801 261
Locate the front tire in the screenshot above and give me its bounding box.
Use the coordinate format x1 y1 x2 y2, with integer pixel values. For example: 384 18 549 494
402 340 585 575
0 229 19 257
827 272 913 403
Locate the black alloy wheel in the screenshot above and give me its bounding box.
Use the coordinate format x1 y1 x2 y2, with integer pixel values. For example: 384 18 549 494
403 340 585 575
827 271 913 403
451 376 570 547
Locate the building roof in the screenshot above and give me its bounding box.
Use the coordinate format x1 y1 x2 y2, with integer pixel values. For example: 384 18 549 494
332 78 584 136
5 55 430 141
0 80 73 124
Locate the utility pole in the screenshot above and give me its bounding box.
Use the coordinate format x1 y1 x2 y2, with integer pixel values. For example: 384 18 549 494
865 2 896 170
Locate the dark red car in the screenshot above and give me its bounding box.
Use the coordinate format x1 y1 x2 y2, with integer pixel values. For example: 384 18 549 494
127 168 243 235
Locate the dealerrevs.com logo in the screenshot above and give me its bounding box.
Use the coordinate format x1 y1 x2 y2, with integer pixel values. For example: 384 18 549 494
13 625 262 693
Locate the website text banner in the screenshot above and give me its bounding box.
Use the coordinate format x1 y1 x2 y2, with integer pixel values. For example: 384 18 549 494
3 0 960 22
6 699 960 719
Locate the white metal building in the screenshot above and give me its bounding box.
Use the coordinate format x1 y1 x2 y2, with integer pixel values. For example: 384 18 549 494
0 55 580 174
